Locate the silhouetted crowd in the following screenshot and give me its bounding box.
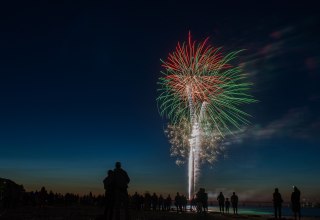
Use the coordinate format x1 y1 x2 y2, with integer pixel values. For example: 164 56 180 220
0 168 305 220
0 185 105 209
130 192 173 211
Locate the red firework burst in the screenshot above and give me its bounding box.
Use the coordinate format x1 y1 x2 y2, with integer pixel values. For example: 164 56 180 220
162 32 231 103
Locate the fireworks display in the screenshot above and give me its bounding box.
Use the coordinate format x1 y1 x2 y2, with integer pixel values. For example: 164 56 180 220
157 32 256 199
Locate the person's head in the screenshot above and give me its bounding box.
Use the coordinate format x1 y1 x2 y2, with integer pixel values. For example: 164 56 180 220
220 192 222 194
233 192 235 195
226 198 229 201
115 161 121 169
275 188 279 192
293 186 298 192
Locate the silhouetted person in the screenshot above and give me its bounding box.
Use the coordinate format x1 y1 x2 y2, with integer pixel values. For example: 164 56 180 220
231 192 238 214
181 194 187 211
165 194 172 211
139 194 144 210
113 162 130 220
291 186 301 220
273 188 283 219
144 192 151 210
132 192 140 210
158 194 164 211
175 192 182 212
217 192 225 214
151 193 158 211
190 196 196 211
225 198 230 214
203 190 208 212
103 170 115 220
196 188 208 213
39 186 48 208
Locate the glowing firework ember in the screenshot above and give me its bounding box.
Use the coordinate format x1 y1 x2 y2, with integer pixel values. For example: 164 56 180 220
157 32 256 199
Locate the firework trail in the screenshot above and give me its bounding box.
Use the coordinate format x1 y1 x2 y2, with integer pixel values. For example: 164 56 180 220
158 32 256 199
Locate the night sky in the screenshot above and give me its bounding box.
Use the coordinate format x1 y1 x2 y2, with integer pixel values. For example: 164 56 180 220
0 1 319 202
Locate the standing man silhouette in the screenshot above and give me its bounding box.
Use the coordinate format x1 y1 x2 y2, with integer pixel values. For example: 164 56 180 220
273 188 283 219
217 192 225 214
114 162 130 220
291 186 301 220
231 192 239 214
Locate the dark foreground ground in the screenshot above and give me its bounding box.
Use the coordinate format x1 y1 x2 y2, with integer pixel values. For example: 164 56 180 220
0 206 318 220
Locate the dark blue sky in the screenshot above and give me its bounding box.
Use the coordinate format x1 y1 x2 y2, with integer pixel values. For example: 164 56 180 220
0 1 319 201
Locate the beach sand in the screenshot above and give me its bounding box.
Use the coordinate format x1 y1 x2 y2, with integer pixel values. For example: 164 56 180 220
1 206 318 220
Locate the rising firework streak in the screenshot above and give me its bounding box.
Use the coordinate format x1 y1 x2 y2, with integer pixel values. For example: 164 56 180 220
157 32 256 199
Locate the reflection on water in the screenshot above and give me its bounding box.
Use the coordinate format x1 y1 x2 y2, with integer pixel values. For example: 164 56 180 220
207 206 320 217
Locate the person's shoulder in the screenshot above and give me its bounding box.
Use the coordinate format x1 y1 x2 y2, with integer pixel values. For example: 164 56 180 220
117 168 127 173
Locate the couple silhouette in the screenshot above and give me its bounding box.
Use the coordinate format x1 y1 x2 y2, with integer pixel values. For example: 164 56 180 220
103 162 130 220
